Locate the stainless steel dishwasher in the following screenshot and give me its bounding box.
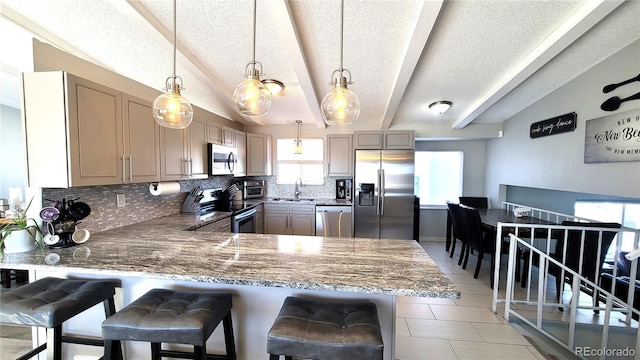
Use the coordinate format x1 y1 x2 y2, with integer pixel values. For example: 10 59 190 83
315 206 353 238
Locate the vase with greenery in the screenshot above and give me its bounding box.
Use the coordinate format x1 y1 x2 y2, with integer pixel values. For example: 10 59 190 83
0 198 43 254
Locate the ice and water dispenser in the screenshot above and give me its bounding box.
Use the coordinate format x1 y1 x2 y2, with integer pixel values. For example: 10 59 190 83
358 183 375 206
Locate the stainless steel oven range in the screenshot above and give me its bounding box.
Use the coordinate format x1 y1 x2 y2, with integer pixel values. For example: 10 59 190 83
232 207 257 233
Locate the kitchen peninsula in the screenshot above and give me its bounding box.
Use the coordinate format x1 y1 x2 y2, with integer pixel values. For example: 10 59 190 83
0 214 458 360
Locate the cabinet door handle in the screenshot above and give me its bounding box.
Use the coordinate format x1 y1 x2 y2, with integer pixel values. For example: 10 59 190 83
128 155 133 182
188 159 193 176
121 155 126 183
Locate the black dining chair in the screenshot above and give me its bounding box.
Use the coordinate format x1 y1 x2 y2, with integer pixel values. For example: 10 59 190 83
521 221 621 310
459 196 489 209
446 202 467 264
460 205 520 289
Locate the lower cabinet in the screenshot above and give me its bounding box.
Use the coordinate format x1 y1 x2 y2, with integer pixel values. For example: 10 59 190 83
255 204 264 234
264 203 315 236
195 216 231 232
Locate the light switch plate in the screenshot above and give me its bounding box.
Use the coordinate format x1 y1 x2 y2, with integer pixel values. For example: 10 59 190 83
116 193 126 208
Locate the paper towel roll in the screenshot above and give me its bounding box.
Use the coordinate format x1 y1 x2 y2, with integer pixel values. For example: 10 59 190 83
149 182 180 196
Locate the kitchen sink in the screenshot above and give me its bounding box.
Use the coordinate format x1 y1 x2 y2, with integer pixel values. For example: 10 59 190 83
271 198 314 202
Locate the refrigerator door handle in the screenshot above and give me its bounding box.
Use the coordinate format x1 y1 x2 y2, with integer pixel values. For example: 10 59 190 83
380 169 385 215
376 169 381 216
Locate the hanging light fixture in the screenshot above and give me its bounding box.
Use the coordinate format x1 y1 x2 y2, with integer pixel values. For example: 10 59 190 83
261 79 285 95
152 0 193 129
321 0 360 126
294 120 303 154
233 0 271 117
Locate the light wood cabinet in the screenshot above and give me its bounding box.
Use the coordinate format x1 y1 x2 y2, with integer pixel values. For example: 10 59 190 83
188 117 208 178
246 133 272 176
23 71 124 187
222 126 234 147
234 130 246 177
264 203 315 236
160 116 208 180
122 94 160 183
206 120 234 147
353 130 414 150
326 134 353 176
207 120 223 145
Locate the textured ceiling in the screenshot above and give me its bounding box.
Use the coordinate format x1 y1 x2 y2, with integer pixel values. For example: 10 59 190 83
1 0 638 136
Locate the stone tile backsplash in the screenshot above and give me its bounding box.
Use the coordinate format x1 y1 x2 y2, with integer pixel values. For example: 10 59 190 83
42 176 350 234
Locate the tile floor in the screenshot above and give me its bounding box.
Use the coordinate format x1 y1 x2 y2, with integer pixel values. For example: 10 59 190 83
395 241 549 360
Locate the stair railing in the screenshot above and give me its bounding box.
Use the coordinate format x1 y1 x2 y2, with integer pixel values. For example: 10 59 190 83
502 232 640 360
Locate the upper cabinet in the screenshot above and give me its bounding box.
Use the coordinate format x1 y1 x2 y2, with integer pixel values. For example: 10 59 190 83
234 130 246 177
246 133 272 176
122 94 161 183
23 72 126 187
326 134 353 176
207 120 234 147
160 116 207 181
22 71 233 187
353 130 415 150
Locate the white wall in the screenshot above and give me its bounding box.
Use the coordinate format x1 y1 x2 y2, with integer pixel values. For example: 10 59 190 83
0 104 25 200
485 40 640 206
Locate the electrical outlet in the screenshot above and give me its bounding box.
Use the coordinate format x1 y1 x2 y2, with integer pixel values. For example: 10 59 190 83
116 193 126 208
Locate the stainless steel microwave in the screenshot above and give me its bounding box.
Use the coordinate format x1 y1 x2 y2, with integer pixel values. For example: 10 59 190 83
207 143 237 175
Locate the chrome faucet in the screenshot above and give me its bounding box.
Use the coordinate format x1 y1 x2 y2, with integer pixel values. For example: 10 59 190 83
294 178 303 199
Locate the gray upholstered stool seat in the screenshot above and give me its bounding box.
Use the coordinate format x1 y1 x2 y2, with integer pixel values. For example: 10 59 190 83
102 288 236 360
0 277 120 360
267 296 384 360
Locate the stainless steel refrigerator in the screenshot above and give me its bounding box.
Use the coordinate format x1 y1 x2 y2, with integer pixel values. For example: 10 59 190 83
354 150 415 239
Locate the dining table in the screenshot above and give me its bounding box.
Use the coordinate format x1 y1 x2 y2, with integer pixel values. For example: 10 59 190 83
445 207 557 251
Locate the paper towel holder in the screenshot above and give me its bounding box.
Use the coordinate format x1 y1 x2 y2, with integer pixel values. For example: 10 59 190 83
150 182 159 191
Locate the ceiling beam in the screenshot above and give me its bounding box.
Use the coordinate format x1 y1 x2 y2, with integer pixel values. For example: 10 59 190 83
114 0 257 125
380 0 444 130
267 0 326 129
452 0 624 129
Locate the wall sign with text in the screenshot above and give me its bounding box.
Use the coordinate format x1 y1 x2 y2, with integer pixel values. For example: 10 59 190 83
529 112 577 139
584 108 640 163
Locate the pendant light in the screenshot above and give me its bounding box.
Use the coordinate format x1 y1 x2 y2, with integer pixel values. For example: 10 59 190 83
233 0 271 117
321 0 360 126
152 0 193 129
294 120 303 154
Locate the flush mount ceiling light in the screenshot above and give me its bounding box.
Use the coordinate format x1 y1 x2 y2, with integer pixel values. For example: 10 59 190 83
429 101 452 114
294 120 303 154
233 0 271 117
152 0 193 129
320 0 360 126
261 79 285 95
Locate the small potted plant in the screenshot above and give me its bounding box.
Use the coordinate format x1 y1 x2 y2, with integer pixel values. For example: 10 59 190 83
0 198 43 254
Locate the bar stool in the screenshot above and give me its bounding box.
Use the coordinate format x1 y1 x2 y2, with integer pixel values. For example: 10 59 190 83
267 296 384 360
102 288 236 360
0 276 122 360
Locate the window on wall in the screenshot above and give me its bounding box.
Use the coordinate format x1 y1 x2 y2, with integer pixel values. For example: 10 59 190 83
276 138 324 185
574 201 640 258
414 151 463 206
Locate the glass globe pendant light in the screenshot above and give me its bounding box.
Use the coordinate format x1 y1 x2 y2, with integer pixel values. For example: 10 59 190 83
321 0 360 126
233 0 271 117
152 0 193 129
293 120 303 154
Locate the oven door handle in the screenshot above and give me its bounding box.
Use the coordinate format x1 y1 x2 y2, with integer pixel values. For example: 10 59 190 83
234 207 257 221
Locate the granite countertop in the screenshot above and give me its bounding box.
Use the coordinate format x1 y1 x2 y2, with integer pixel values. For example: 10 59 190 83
0 215 459 299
